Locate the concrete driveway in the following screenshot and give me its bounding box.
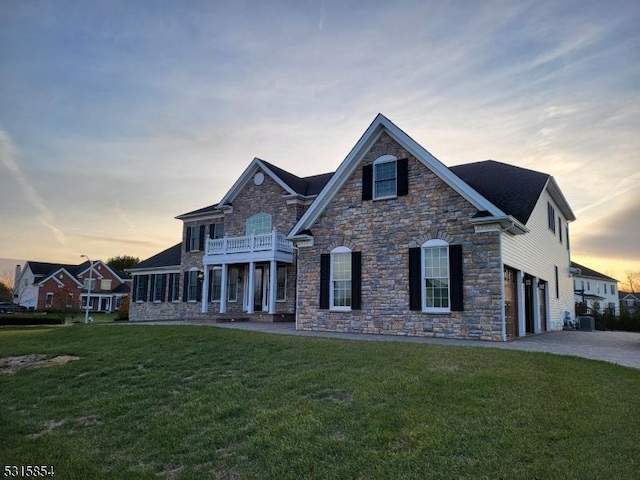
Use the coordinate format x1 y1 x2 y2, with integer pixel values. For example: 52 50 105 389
128 320 640 370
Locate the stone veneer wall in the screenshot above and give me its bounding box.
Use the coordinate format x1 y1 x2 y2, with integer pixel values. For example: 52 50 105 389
296 132 504 341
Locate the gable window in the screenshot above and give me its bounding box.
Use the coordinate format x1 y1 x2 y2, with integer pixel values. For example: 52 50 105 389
319 248 362 311
100 279 112 291
547 202 556 233
374 156 397 199
246 213 271 235
83 278 96 290
409 241 463 312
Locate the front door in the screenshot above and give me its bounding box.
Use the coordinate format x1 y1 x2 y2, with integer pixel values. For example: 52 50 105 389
253 265 269 312
524 275 535 334
504 267 519 338
539 281 547 332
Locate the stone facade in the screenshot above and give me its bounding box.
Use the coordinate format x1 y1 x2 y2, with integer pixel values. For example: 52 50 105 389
296 133 504 341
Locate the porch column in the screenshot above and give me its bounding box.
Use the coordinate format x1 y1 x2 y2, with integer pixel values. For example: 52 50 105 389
220 264 228 314
247 261 255 314
532 276 541 333
268 260 277 314
517 270 526 337
201 267 209 313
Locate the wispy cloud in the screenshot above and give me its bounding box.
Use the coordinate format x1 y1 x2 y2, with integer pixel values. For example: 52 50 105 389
0 131 66 245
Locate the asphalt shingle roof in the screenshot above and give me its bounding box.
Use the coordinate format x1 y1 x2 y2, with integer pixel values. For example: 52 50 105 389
449 160 550 225
571 262 618 282
130 243 182 270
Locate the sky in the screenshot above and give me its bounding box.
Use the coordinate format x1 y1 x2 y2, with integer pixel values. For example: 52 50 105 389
0 0 639 288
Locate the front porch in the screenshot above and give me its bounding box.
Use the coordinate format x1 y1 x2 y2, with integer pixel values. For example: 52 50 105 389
201 229 295 317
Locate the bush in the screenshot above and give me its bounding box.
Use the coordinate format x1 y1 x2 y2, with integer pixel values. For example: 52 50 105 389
116 295 130 321
0 314 66 326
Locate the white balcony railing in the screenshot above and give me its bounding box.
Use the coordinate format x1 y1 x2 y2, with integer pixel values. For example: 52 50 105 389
206 230 294 256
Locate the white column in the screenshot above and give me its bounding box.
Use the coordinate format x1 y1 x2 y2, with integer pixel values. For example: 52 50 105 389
247 261 255 314
268 260 277 314
517 270 526 337
220 264 228 314
201 267 209 313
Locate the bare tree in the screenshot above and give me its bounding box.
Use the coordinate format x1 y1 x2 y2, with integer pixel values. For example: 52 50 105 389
623 271 640 293
0 270 15 302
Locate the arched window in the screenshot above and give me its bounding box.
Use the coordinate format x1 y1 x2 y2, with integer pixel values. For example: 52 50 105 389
421 239 450 312
246 213 272 235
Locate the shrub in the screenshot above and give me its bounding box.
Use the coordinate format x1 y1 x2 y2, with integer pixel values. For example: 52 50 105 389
116 295 130 321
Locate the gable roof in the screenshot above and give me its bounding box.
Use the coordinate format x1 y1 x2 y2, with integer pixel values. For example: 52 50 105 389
449 160 551 225
27 261 80 277
290 114 527 237
571 262 618 282
177 158 334 220
128 243 182 271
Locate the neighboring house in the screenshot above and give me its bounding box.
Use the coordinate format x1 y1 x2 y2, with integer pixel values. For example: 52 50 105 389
129 114 577 341
13 260 130 312
571 262 619 313
619 291 639 313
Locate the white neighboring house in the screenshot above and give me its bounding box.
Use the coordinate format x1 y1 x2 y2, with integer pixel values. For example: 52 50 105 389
619 291 639 313
571 261 619 313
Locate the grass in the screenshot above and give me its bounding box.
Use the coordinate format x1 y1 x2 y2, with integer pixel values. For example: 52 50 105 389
1 325 639 479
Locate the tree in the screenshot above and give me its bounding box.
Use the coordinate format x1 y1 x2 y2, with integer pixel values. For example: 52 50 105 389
622 271 640 293
107 255 140 272
0 281 11 302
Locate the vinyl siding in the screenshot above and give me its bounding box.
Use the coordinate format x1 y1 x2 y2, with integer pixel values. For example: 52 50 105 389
502 187 573 329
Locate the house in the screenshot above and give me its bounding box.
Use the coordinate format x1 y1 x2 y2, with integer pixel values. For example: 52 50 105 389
571 262 619 313
619 291 639 313
129 114 576 341
13 260 130 312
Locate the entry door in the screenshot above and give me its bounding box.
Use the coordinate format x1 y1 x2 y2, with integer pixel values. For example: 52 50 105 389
504 267 519 338
524 275 535 334
253 266 269 312
539 281 547 332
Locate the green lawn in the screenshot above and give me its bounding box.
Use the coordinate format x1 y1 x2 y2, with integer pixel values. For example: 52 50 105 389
1 325 638 479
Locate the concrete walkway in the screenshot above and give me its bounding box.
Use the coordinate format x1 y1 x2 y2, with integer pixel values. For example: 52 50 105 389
125 320 640 370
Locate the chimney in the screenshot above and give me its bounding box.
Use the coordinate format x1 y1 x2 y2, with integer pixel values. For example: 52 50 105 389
14 265 21 303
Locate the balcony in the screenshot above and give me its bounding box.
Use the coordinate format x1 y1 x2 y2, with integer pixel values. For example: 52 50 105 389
203 230 294 265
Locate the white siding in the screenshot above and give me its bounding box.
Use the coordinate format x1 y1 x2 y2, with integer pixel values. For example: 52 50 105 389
573 276 619 312
502 188 573 330
15 266 38 309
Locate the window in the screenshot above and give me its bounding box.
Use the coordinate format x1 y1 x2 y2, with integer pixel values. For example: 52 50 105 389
555 266 559 299
246 213 271 235
45 293 53 307
374 156 397 199
100 279 112 291
153 274 166 302
84 278 96 290
188 225 202 251
186 270 199 302
611 284 616 294
228 267 239 302
558 218 563 243
135 275 149 302
422 240 450 312
547 202 556 233
168 273 180 302
331 247 352 309
210 221 224 239
581 280 585 291
210 268 222 302
277 265 287 301
566 225 570 251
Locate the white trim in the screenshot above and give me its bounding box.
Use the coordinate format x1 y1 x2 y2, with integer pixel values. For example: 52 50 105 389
373 154 398 200
330 246 352 311
421 239 451 313
289 114 506 237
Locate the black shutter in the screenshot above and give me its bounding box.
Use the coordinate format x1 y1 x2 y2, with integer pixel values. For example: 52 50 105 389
409 248 422 310
362 165 373 201
132 276 138 302
397 158 409 196
149 275 156 302
185 227 191 252
450 245 464 311
351 251 362 310
168 274 174 302
199 225 205 251
183 273 188 302
209 224 215 239
196 271 203 302
320 254 330 309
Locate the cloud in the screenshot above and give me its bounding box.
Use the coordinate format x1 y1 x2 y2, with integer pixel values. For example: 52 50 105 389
0 131 66 245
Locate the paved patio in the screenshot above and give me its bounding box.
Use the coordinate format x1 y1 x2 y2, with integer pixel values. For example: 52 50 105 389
126 320 640 370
